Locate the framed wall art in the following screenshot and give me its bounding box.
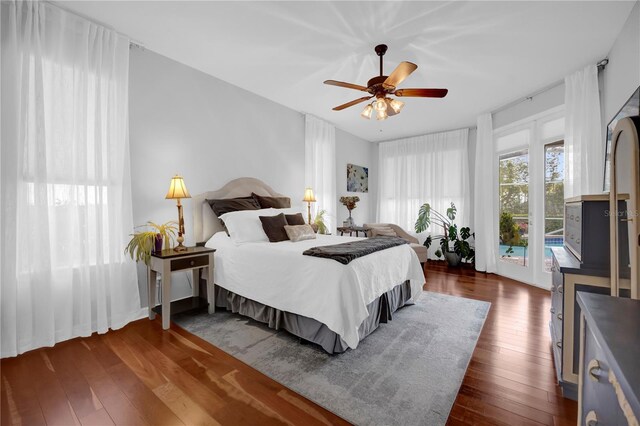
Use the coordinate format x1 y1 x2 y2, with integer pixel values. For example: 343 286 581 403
347 163 368 193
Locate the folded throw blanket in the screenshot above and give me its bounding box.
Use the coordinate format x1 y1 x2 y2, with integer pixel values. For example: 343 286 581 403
303 236 408 265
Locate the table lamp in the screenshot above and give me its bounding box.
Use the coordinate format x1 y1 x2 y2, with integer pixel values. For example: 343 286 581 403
165 174 191 252
302 187 316 224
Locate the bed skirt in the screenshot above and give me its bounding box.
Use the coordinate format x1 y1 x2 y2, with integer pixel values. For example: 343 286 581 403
213 280 412 354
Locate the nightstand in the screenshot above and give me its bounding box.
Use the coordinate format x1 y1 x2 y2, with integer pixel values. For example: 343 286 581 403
148 246 215 329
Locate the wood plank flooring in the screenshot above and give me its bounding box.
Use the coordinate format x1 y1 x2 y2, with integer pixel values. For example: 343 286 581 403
1 264 577 425
426 263 578 426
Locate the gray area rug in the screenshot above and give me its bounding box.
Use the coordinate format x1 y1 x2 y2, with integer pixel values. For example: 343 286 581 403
174 291 490 426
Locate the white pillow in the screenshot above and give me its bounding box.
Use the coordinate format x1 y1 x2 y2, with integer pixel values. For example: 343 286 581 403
219 208 275 244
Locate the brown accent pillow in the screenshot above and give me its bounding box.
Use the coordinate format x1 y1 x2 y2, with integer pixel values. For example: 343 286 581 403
259 213 289 242
285 213 306 226
252 192 291 209
207 197 260 217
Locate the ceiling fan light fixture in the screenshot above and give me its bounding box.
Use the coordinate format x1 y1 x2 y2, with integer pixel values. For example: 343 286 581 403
376 108 388 121
374 97 387 112
361 103 373 120
388 98 405 114
324 44 448 120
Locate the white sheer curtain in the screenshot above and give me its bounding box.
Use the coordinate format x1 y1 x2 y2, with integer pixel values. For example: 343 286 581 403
564 64 603 197
377 128 470 256
305 115 337 232
473 114 498 273
1 1 142 357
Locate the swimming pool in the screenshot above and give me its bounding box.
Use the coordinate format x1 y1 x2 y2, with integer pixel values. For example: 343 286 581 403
498 238 564 258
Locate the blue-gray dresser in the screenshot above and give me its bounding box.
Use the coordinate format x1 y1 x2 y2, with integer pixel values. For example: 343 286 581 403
577 292 639 426
550 195 630 400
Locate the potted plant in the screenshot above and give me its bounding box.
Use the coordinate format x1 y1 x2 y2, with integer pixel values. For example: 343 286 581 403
313 209 329 234
125 221 178 266
339 196 360 227
415 202 475 267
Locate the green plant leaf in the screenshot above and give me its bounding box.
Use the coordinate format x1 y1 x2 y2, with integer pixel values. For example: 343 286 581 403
415 203 432 233
423 235 432 249
446 202 457 221
460 227 471 240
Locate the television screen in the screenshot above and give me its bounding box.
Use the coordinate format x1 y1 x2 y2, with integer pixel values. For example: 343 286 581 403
604 86 640 191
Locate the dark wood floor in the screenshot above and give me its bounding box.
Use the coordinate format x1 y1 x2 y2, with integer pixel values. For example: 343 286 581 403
426 263 578 426
1 264 577 426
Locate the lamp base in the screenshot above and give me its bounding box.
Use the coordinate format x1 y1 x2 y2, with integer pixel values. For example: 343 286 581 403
174 232 187 252
173 243 187 252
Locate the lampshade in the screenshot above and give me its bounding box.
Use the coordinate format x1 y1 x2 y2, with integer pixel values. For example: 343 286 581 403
376 108 388 120
165 175 191 199
374 97 387 112
302 187 316 202
388 98 405 114
360 104 373 120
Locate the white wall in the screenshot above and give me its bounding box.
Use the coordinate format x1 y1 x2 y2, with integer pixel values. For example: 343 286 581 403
603 1 640 123
129 48 306 304
129 48 377 305
492 83 565 130
335 128 377 227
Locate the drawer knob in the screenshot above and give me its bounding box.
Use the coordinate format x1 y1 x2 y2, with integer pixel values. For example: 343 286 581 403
556 341 562 349
558 285 563 294
585 410 597 426
557 313 563 321
588 359 601 382
190 260 195 266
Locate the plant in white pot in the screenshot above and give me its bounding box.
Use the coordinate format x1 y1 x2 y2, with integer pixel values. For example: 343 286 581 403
415 202 475 267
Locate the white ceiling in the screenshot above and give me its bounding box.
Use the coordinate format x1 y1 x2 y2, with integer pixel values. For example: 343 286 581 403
59 1 635 142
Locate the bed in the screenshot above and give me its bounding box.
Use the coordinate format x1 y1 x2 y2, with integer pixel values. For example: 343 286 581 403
193 177 425 353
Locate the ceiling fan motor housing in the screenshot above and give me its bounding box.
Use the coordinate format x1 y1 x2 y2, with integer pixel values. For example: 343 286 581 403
367 75 391 94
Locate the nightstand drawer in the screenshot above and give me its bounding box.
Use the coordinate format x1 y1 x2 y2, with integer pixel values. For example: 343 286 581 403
171 255 209 271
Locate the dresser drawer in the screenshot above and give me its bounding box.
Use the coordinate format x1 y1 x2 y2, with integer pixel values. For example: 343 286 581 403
565 203 583 260
551 271 563 313
171 254 209 271
581 321 626 426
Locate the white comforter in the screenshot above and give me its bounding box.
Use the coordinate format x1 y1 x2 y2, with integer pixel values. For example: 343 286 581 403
205 233 425 349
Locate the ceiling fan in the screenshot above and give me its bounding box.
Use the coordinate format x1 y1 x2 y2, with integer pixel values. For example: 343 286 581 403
324 44 448 120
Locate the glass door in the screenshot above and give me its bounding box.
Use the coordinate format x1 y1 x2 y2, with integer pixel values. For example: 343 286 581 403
494 109 564 288
499 150 530 267
544 142 565 272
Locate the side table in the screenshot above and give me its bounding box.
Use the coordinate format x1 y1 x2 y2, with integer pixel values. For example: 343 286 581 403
337 226 371 237
148 246 215 329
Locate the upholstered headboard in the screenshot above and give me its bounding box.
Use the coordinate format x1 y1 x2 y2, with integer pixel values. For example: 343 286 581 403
192 177 287 243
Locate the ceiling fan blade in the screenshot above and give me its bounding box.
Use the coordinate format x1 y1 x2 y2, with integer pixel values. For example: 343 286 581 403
383 61 417 89
394 88 448 98
332 96 373 111
324 80 369 92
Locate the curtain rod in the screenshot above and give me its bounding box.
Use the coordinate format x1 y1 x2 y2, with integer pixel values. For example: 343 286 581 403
490 57 608 116
45 1 144 48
